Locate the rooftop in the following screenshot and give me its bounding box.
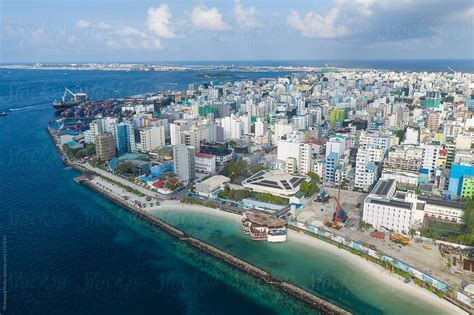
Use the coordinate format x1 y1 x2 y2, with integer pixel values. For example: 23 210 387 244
371 178 396 197
243 211 285 228
198 175 230 187
242 170 308 194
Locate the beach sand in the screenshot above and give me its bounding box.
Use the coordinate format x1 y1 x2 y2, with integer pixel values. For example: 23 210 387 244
149 204 467 315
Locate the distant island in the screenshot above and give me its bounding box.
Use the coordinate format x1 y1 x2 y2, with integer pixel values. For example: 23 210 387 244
196 73 237 79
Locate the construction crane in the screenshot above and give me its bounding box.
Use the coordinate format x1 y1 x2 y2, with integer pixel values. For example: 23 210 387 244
332 195 347 227
62 88 77 102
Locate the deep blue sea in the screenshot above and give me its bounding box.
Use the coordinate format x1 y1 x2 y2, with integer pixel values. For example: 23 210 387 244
0 65 465 314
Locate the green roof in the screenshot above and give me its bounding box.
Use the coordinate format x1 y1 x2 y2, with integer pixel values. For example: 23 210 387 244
294 191 305 198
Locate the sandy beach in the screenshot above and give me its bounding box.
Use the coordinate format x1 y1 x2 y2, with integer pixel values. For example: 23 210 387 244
149 205 467 315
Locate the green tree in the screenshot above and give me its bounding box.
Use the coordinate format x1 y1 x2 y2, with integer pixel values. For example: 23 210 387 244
116 161 139 176
300 181 320 197
307 172 320 182
395 129 405 142
463 199 474 235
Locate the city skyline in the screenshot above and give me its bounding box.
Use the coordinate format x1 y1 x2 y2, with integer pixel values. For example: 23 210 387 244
1 0 474 63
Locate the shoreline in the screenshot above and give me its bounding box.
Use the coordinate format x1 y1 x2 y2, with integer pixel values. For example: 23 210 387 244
80 177 351 314
49 123 350 314
150 205 468 315
46 125 469 314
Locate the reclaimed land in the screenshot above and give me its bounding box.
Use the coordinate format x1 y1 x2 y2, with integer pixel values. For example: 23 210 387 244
47 127 351 315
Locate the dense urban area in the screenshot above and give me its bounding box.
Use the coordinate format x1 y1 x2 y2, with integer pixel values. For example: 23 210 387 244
50 67 474 311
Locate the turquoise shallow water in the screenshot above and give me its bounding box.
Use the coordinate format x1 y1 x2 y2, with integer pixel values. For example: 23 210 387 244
151 209 452 315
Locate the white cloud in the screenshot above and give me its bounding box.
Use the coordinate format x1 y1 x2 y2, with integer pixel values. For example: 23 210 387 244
191 6 231 32
147 4 175 38
76 20 111 30
234 0 262 29
287 8 348 39
76 19 162 50
287 0 474 41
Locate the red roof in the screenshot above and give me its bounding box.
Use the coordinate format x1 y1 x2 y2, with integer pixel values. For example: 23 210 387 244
195 152 215 159
152 181 165 188
167 177 181 185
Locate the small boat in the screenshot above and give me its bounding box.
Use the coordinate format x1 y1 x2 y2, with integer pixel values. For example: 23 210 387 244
0 111 7 116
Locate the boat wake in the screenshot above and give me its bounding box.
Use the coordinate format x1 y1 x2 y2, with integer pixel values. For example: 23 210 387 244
9 104 49 112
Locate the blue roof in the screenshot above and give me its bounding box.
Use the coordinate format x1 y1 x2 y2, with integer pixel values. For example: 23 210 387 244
327 152 339 160
450 164 474 179
366 162 378 171
420 168 430 174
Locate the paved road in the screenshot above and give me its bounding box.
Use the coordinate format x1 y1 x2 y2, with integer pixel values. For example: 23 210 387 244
79 162 170 200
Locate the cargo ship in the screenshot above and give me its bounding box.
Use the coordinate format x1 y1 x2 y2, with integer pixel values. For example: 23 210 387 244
52 88 88 113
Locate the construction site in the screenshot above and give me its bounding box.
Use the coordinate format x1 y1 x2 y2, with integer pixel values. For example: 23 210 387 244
296 186 473 290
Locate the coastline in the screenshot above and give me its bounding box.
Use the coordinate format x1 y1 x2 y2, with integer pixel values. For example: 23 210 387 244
46 126 468 314
149 205 468 315
80 176 351 314
49 124 350 314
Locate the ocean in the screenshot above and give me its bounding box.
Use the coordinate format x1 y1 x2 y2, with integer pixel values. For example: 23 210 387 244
0 66 459 314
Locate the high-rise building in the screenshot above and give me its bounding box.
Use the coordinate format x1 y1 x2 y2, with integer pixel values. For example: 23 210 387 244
355 144 384 190
241 113 251 135
421 144 440 175
329 109 345 129
325 152 339 183
95 133 116 161
84 120 101 144
255 118 265 137
426 112 440 132
221 114 243 140
277 133 312 174
139 126 165 152
113 123 129 154
173 144 196 184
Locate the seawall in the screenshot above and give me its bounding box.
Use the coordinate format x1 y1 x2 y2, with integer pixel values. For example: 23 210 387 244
81 178 351 315
46 126 351 314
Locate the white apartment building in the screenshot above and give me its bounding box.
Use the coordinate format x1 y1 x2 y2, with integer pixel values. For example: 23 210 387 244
326 135 349 158
173 144 195 184
221 115 243 140
241 113 251 135
195 152 216 175
277 134 312 175
139 126 165 152
273 122 293 143
255 118 265 137
359 131 391 153
355 144 384 190
84 120 101 144
421 143 440 174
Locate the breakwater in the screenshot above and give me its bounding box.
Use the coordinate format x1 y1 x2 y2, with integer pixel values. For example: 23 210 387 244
81 178 351 314
47 127 351 314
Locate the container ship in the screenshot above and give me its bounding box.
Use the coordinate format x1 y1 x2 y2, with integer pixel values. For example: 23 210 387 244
52 88 88 113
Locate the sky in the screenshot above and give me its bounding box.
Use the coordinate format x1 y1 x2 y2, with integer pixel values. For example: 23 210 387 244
1 0 473 63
